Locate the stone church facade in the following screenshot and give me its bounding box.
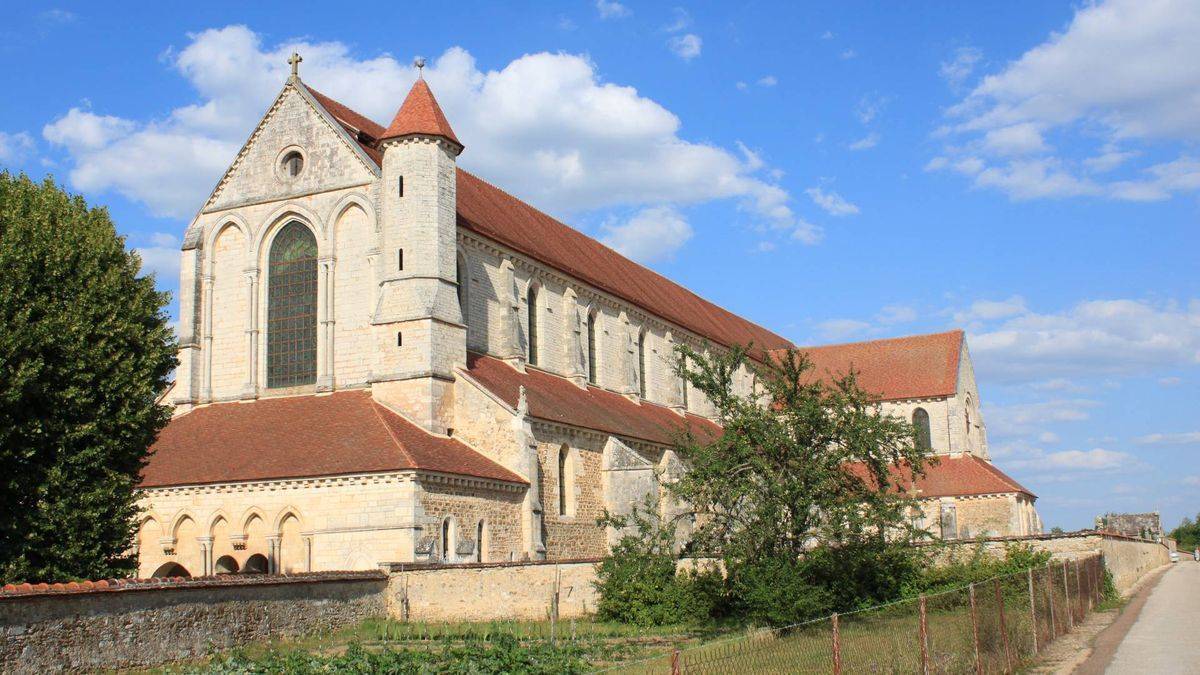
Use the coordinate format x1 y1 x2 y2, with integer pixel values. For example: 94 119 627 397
134 67 1038 578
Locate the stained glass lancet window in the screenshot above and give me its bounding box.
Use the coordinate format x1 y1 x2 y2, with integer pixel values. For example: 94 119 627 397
267 221 318 388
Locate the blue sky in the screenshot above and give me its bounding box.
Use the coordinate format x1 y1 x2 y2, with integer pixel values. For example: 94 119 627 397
2 1 1197 532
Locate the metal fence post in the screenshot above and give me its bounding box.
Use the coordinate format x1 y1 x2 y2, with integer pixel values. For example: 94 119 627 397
1027 568 1038 655
832 612 842 675
1062 560 1073 629
969 583 982 675
993 578 1012 672
919 595 930 675
1045 561 1056 638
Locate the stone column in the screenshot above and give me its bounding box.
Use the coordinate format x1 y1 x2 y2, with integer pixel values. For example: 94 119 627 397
316 257 335 392
267 535 281 574
241 268 259 399
198 536 214 576
201 273 214 402
303 535 314 572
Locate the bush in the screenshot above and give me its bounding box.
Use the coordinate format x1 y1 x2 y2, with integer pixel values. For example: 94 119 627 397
908 543 1051 596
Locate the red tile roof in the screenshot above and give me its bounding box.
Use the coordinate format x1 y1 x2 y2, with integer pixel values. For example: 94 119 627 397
849 454 1034 499
774 330 964 401
304 84 794 359
463 353 722 446
379 79 462 147
141 391 525 487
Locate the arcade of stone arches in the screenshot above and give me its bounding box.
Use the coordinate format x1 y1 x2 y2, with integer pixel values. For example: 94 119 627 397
136 507 308 578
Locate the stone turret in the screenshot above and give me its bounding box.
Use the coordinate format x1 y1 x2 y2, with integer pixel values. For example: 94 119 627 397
371 78 465 433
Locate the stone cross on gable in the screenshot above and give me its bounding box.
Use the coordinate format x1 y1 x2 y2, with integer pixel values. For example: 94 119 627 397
288 52 303 79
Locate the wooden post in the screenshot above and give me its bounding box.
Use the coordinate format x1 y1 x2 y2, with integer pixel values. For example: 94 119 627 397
832 612 842 675
1062 561 1073 629
969 584 982 675
1080 554 1089 619
1045 561 1056 638
550 565 560 645
671 647 682 675
994 578 1012 672
919 595 930 675
1027 568 1039 655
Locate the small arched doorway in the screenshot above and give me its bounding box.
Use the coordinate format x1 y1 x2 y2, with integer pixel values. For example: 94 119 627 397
152 562 190 578
243 553 269 574
214 555 240 574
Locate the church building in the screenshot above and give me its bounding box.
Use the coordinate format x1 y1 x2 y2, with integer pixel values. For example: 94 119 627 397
134 60 1038 578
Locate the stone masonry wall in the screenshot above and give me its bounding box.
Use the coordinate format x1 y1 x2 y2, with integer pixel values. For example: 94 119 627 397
0 572 386 674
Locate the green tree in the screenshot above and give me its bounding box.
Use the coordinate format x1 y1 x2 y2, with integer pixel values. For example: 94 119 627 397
667 344 933 623
0 173 176 583
1169 515 1200 550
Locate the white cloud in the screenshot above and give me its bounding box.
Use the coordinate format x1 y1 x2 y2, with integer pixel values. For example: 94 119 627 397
953 295 1027 323
133 232 182 282
855 95 886 125
805 187 860 216
41 26 795 241
848 132 880 151
876 304 917 325
663 7 690 32
595 0 630 19
790 218 823 245
939 46 982 89
840 49 857 60
1028 378 1087 393
1158 376 1182 387
600 206 693 263
1134 431 1200 446
815 318 871 342
932 0 1200 201
986 399 1099 437
39 8 76 23
1184 476 1200 486
1007 447 1136 472
0 131 35 164
757 75 777 87
967 298 1200 383
821 31 834 40
668 34 703 60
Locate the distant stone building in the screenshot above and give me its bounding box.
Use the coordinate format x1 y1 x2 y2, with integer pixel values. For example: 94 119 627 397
1097 512 1162 540
133 62 1038 578
790 331 1041 540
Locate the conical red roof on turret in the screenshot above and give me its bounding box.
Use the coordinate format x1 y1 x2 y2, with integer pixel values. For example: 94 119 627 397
379 78 461 147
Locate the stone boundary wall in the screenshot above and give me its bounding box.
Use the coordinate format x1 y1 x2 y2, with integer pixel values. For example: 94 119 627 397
381 557 604 622
0 571 386 673
938 529 1170 594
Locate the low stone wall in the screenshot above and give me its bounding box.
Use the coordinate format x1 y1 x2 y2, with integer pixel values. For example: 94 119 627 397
381 558 603 622
939 530 1171 594
0 571 386 673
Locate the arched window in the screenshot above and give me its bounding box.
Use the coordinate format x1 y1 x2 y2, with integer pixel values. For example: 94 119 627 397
558 445 572 516
214 555 239 574
441 517 455 562
476 520 487 563
637 330 647 398
912 407 932 451
456 252 469 328
267 221 318 388
243 553 268 574
526 283 539 366
587 311 598 384
680 371 689 410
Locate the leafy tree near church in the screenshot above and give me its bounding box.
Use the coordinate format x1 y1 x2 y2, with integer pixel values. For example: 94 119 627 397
0 173 176 583
667 345 934 623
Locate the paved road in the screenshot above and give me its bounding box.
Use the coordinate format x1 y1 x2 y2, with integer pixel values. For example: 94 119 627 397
1105 561 1200 674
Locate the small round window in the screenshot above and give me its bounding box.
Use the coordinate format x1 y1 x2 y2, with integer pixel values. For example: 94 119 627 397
281 150 304 178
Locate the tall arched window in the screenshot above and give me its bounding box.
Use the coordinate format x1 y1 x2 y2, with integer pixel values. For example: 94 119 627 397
456 252 469 328
526 283 539 365
558 444 575 517
441 517 455 562
267 221 318 388
680 371 689 410
912 407 932 451
637 330 647 398
586 311 598 384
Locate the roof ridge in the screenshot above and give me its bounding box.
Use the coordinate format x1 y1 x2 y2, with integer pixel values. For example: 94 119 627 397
792 329 964 352
368 399 420 469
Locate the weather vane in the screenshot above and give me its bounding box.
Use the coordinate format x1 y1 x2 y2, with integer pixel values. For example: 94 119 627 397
414 56 426 78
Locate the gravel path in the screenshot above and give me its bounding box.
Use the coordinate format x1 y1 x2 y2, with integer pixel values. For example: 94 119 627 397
1104 561 1200 674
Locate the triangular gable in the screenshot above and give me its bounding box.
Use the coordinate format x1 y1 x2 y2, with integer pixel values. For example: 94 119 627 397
184 81 381 248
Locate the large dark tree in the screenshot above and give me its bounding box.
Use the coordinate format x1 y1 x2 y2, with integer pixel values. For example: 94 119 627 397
0 173 176 583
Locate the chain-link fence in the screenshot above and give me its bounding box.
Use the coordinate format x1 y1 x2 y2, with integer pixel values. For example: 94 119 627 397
603 554 1106 674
